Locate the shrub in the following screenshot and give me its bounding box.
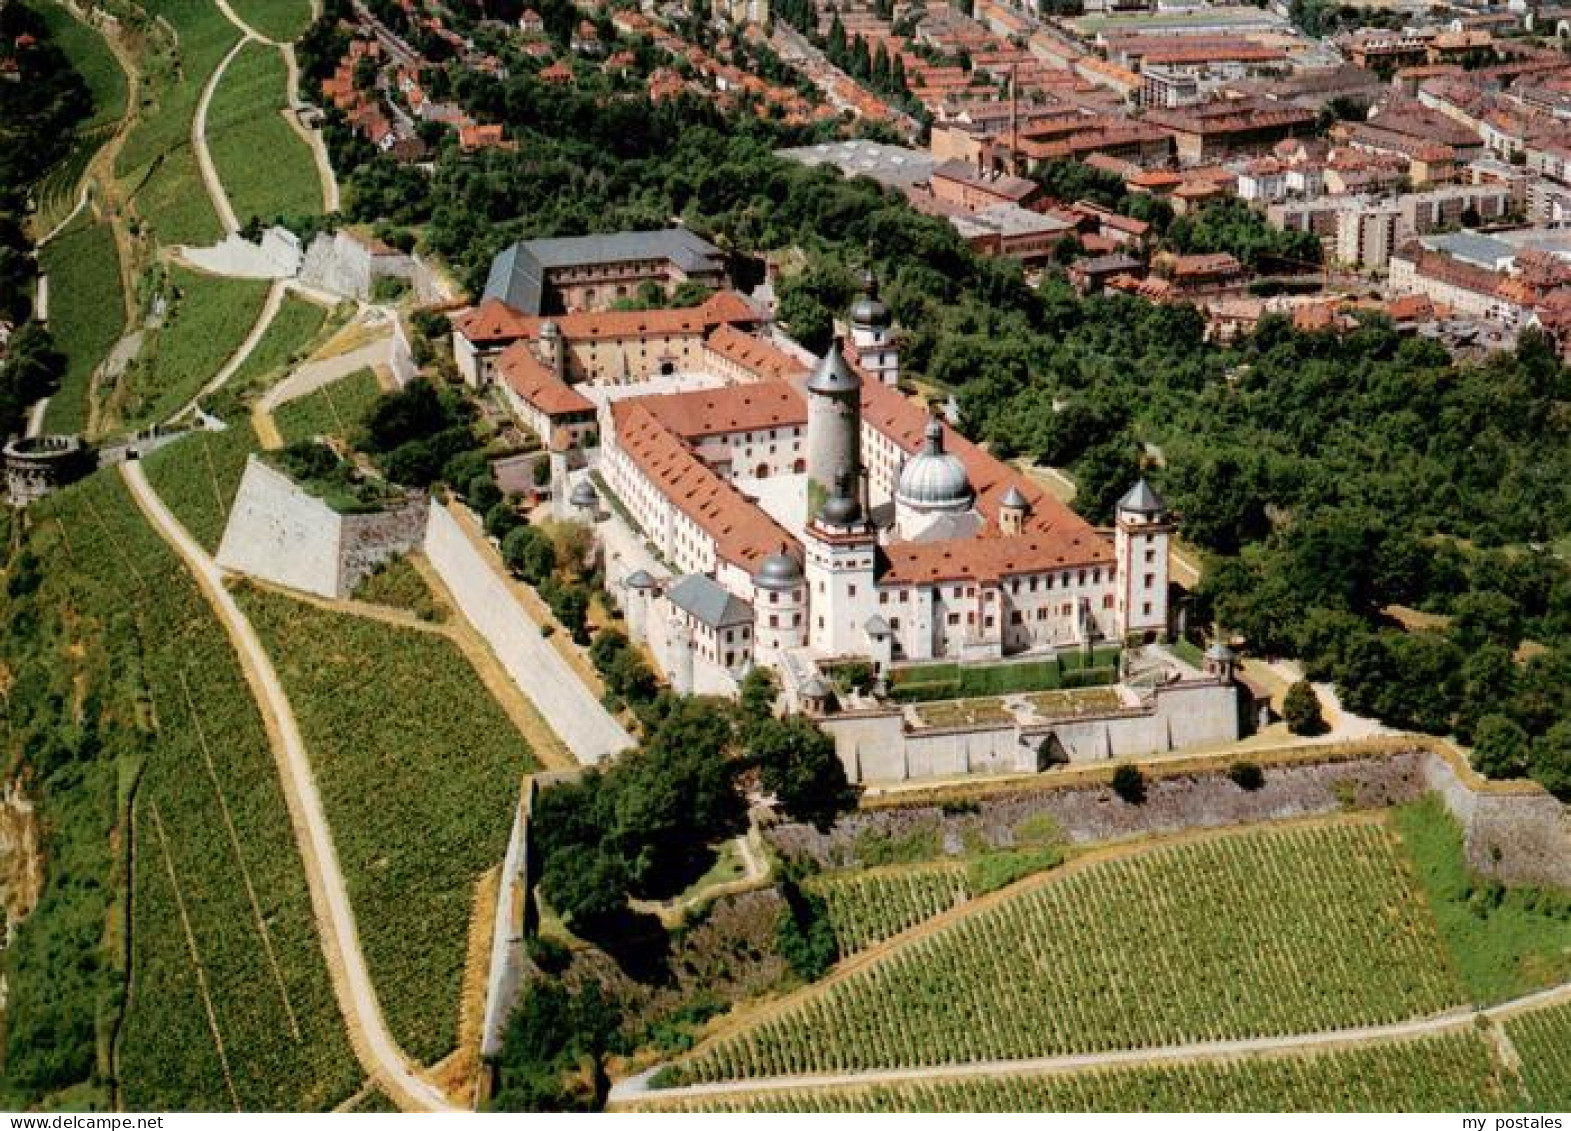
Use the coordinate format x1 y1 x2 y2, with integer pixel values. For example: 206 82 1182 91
1111 764 1147 805
1284 680 1328 736
1228 761 1265 791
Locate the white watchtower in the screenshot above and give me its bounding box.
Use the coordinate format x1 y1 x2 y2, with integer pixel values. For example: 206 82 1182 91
1114 478 1173 642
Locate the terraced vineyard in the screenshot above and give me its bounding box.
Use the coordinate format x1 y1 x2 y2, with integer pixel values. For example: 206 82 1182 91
216 292 333 409
1507 1000 1571 1109
226 0 315 41
641 1031 1519 1112
122 266 270 426
116 0 238 245
37 215 124 433
664 820 1466 1085
274 367 383 446
207 42 323 224
142 421 260 551
19 473 358 1109
807 864 971 955
238 589 537 1065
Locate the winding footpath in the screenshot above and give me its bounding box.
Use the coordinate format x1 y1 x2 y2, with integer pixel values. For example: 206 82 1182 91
614 978 1571 1105
121 461 459 1114
192 35 250 237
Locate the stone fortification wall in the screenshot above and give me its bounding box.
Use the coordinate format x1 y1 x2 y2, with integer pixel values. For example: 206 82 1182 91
216 456 427 598
217 458 345 596
769 740 1571 891
335 494 428 595
825 678 1245 783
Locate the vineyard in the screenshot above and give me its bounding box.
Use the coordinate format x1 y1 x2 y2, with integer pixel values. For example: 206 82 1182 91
351 555 449 622
274 367 383 447
226 0 316 41
37 215 125 434
237 588 537 1065
664 820 1466 1085
13 472 359 1109
207 42 323 225
122 267 271 427
217 292 333 408
141 421 260 552
639 1031 1519 1112
116 0 239 247
807 863 971 955
1507 1000 1571 1109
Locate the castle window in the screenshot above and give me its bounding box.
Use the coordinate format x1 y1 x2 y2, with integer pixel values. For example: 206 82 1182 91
1104 594 1114 609
1092 569 1100 584
985 616 994 628
1144 573 1154 588
1037 608 1047 620
1142 602 1152 615
900 590 909 603
769 615 779 628
890 617 900 631
1011 611 1022 625
880 591 888 604
1078 570 1086 585
1145 549 1155 563
947 613 960 626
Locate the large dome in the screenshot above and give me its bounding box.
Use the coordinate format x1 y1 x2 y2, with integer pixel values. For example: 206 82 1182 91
896 417 972 511
850 271 892 328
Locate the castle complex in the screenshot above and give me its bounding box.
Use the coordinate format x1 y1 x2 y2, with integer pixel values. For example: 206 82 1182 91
454 269 1176 703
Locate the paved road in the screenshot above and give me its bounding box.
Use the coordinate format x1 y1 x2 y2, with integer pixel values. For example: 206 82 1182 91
121 461 459 1113
613 977 1571 1104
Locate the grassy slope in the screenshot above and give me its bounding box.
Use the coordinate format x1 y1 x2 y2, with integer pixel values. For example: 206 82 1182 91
206 42 322 226
644 1032 1519 1112
668 820 1466 1084
274 367 383 446
1392 795 1571 1006
38 215 124 433
0 471 357 1110
238 588 537 1065
122 265 269 426
116 0 238 247
225 0 314 42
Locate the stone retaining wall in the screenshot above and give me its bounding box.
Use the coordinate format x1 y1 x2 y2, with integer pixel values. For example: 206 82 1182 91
769 742 1571 889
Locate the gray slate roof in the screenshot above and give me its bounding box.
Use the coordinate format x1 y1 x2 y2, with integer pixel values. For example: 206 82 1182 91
1118 478 1168 515
667 574 753 630
482 228 725 314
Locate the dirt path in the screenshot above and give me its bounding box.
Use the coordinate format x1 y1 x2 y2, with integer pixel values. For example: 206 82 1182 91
281 44 341 212
213 0 279 45
614 982 1571 1105
192 34 252 238
167 278 286 424
121 462 459 1113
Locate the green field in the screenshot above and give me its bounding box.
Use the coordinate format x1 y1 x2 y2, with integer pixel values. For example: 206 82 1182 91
238 589 538 1065
121 266 270 426
1 471 358 1109
211 292 333 412
141 421 261 553
226 0 315 42
1507 1000 1571 1109
38 215 124 434
117 0 239 246
642 1031 1519 1112
274 367 383 446
207 42 322 226
1392 796 1571 1005
664 820 1466 1084
352 556 448 622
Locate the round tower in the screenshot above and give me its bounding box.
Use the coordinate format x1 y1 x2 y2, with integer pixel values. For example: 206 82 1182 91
804 338 862 518
539 319 565 381
999 483 1029 536
623 569 656 643
752 548 808 658
849 272 899 387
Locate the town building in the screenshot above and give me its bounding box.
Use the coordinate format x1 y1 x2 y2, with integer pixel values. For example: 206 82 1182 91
481 228 728 314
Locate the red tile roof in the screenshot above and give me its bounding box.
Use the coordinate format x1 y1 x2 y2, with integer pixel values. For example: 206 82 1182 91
495 344 594 416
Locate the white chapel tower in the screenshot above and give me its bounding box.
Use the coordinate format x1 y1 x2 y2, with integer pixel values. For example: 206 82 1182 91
1114 478 1172 641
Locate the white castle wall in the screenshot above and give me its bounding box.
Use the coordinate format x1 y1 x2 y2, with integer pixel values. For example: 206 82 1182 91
823 678 1245 783
217 458 346 597
216 457 427 599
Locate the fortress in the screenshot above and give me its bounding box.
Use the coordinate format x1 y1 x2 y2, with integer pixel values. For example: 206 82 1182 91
453 268 1250 779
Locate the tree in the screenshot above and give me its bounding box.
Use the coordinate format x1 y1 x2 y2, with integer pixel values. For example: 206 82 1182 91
503 524 557 584
776 877 837 981
1530 721 1571 801
751 715 859 830
1227 761 1265 790
538 842 630 934
1111 764 1146 804
468 472 503 512
1283 680 1327 736
1471 714 1530 780
737 667 778 741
